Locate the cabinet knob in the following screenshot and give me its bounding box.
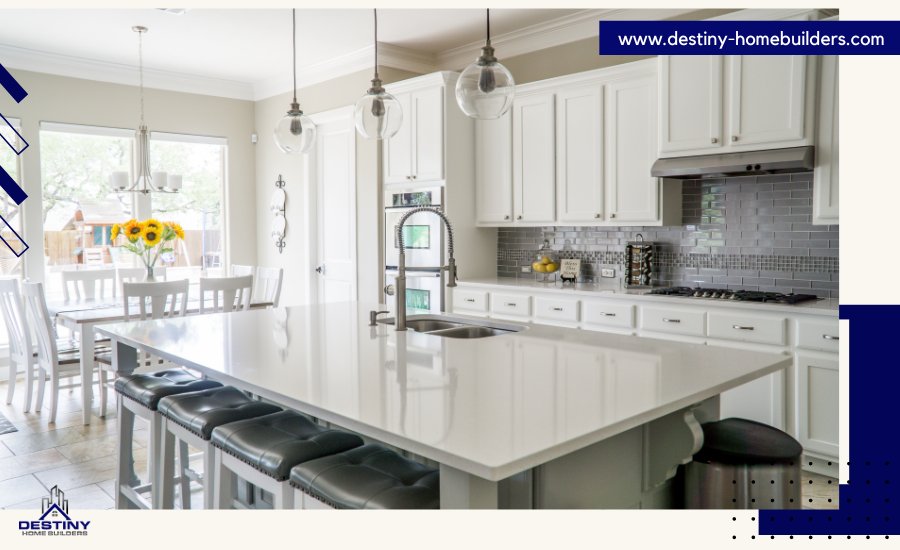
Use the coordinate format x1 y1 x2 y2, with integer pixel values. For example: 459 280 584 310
594 213 601 219
516 215 523 220
711 137 718 144
504 215 510 220
405 175 411 180
731 135 739 142
411 175 417 180
610 213 616 219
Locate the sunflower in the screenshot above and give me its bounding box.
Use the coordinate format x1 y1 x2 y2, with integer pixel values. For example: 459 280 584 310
123 219 142 243
143 218 162 231
110 223 120 241
141 224 163 247
166 221 185 240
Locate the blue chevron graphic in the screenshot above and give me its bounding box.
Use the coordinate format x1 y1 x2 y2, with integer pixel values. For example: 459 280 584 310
0 62 29 256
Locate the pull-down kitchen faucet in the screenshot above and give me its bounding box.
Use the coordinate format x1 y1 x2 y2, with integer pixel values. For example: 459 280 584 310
394 207 457 331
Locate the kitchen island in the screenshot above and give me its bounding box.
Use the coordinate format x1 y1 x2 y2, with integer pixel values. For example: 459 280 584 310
96 301 792 509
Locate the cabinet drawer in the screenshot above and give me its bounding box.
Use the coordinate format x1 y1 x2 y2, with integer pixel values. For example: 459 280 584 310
583 301 634 329
453 289 489 313
534 296 580 323
640 306 705 336
708 312 787 346
796 319 840 353
491 293 532 317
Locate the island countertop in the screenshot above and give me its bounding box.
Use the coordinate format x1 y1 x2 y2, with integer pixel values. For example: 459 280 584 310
97 301 792 482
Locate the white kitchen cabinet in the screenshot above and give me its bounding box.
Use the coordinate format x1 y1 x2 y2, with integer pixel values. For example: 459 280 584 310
728 55 808 147
383 86 444 184
796 351 839 458
605 74 659 223
556 85 603 222
475 111 513 223
813 54 839 225
707 311 787 347
512 92 556 223
658 55 723 154
658 54 813 158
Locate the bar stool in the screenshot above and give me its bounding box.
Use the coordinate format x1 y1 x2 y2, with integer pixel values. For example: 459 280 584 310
114 369 222 509
289 444 440 509
157 386 282 509
210 410 364 509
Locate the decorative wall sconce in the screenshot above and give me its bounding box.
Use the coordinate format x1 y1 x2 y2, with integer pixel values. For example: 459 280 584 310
271 174 287 253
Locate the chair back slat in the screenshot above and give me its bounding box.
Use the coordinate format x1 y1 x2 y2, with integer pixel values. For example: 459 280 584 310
255 267 284 307
199 275 253 313
123 279 190 322
22 282 60 372
61 269 116 301
0 278 31 362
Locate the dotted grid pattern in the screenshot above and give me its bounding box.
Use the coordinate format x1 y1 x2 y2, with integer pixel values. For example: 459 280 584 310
751 306 896 538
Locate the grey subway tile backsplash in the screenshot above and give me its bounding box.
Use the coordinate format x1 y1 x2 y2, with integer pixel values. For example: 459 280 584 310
496 172 839 298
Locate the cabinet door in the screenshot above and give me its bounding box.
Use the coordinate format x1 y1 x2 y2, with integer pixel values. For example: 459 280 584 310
384 91 412 185
813 55 839 224
411 86 444 182
727 56 808 146
658 56 724 154
475 112 514 223
556 85 604 222
605 75 659 223
513 92 556 223
797 352 839 458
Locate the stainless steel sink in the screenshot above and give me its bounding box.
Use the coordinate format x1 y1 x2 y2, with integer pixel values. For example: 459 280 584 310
377 314 523 339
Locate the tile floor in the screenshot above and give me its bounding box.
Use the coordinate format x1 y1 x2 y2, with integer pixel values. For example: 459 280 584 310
0 379 840 510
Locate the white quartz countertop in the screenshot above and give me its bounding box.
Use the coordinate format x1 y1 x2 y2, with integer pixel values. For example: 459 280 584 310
97 301 792 481
458 277 839 317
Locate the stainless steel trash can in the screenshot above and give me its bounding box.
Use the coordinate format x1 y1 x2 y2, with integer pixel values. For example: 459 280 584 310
685 418 803 509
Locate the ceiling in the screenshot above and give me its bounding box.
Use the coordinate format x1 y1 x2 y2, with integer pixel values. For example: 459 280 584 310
0 8 590 100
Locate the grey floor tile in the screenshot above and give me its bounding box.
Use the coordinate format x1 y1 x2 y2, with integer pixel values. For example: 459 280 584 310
0 474 47 508
5 482 114 511
0 448 71 482
0 442 12 459
0 426 91 456
34 448 148 492
55 434 120 464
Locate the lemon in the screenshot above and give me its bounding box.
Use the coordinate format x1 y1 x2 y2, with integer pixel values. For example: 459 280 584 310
545 262 559 272
541 255 552 265
532 262 546 273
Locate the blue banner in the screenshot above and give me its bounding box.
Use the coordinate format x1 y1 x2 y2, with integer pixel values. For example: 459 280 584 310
599 20 900 55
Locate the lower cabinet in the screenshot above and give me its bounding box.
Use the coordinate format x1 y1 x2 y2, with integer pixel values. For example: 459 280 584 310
796 351 839 459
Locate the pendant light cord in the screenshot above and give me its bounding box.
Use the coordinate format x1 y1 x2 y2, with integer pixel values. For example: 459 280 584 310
486 8 491 47
292 9 298 104
373 9 379 81
138 29 145 126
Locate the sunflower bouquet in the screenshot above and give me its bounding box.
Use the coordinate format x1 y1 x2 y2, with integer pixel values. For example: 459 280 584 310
111 218 185 277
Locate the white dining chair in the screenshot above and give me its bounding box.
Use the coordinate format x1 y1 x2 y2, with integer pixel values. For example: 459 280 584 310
22 282 98 423
95 279 191 417
61 268 116 301
230 264 255 278
254 267 283 307
1 278 35 411
116 267 167 294
199 275 253 313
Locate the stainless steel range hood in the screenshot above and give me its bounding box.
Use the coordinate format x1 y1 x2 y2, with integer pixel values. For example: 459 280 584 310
651 146 815 180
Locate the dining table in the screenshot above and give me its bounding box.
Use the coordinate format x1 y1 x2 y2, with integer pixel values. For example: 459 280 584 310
50 296 272 425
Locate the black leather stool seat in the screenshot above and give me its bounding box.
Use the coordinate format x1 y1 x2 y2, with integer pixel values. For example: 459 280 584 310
290 444 440 509
113 369 222 411
158 387 283 440
210 410 364 481
694 418 803 465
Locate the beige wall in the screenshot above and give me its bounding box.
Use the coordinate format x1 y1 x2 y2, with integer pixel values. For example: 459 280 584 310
253 67 419 307
0 69 257 282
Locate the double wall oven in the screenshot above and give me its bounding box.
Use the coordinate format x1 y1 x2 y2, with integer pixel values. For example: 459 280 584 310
384 185 445 313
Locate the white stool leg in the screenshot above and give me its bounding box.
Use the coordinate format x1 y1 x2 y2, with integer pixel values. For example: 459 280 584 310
213 449 234 509
178 440 191 509
99 370 108 418
203 441 216 510
273 480 294 509
149 412 164 509
294 487 305 509
158 418 176 509
115 398 139 509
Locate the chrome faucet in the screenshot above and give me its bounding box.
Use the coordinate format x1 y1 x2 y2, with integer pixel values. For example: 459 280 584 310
394 207 457 331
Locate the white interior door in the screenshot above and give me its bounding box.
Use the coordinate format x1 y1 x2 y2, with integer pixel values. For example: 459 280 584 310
311 107 357 304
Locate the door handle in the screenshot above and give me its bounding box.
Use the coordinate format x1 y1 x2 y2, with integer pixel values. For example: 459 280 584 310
315 265 325 275
384 284 395 296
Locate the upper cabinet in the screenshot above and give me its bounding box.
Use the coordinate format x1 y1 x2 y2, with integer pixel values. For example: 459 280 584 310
384 84 445 185
813 55 839 225
658 55 815 157
476 59 680 227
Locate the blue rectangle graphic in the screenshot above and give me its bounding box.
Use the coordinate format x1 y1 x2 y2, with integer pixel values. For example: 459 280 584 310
599 20 900 55
0 62 27 103
0 113 28 155
0 165 27 205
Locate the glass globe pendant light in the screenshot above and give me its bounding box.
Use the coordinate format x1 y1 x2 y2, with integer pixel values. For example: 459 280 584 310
455 9 515 119
274 9 316 154
354 9 402 140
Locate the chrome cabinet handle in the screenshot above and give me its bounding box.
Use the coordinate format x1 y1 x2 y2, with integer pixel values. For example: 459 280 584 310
731 135 739 142
823 334 839 341
733 325 755 331
465 298 475 303
663 318 680 323
384 284 395 296
506 303 517 307
711 137 718 144
601 312 616 317
552 307 564 312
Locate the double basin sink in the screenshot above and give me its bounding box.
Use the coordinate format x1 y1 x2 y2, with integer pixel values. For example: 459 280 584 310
377 314 524 339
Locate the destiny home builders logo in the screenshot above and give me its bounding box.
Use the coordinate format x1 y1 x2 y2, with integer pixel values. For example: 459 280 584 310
18 486 90 537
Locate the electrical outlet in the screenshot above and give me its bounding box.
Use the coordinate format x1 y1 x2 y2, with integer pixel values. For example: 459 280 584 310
521 265 533 273
600 268 615 278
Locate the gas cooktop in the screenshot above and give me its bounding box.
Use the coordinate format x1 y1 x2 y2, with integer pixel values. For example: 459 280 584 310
647 287 820 304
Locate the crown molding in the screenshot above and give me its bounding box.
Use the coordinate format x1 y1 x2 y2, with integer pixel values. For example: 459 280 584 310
436 8 697 70
0 43 255 101
253 43 437 101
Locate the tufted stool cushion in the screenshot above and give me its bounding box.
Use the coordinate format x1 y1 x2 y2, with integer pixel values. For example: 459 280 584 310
114 369 222 411
158 387 283 440
290 444 440 509
210 410 364 481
